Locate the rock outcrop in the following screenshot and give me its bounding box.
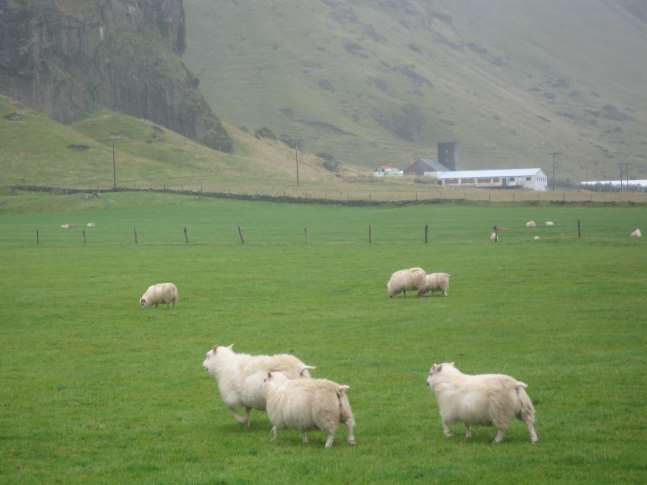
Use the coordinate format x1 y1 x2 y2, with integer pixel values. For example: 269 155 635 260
0 0 232 152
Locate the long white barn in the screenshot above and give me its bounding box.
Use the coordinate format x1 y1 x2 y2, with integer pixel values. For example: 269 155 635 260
424 168 548 191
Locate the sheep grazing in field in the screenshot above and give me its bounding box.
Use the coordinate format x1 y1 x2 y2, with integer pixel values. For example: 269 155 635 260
139 282 178 308
87 222 96 228
263 371 356 448
387 267 426 297
490 227 499 242
525 220 537 228
533 236 541 240
545 221 555 227
418 273 451 297
426 362 538 444
60 223 73 229
202 345 315 426
630 228 642 238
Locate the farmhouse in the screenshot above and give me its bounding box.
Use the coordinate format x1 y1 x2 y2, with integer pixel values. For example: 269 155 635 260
425 168 548 191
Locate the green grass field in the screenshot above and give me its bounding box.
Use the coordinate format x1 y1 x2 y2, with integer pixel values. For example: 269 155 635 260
1 192 646 484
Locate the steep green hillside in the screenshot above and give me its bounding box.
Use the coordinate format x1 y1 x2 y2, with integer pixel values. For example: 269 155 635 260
184 0 647 180
0 95 340 189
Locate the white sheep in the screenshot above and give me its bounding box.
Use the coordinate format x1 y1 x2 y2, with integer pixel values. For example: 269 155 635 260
426 362 538 443
545 221 555 226
263 371 356 448
417 273 451 297
60 223 73 229
533 236 541 240
526 220 537 228
490 229 499 242
387 267 426 297
630 228 642 238
87 222 96 228
202 345 315 426
139 282 178 308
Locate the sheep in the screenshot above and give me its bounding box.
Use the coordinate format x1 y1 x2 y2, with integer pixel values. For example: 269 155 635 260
630 228 642 238
545 221 555 227
387 267 426 297
263 371 356 448
87 222 96 228
490 227 499 242
202 345 315 426
417 273 451 297
139 282 178 308
525 220 537 228
426 362 538 443
533 236 541 240
60 223 73 229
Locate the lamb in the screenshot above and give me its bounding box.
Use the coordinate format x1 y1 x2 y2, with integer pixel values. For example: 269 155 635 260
202 345 315 426
417 273 451 297
630 227 642 238
87 222 96 228
426 362 538 443
545 221 555 226
387 267 426 297
525 220 537 228
263 371 356 448
139 282 178 308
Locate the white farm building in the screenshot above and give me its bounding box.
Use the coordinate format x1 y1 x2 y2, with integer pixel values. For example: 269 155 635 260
425 168 548 191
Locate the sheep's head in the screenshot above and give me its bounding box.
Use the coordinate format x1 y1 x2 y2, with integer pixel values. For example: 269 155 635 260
427 362 455 387
202 344 234 371
139 297 148 308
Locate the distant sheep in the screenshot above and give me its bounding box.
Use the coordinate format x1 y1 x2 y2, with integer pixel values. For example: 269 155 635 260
60 223 73 229
263 371 356 448
87 222 96 228
533 236 541 240
139 282 178 308
202 345 314 426
418 273 451 297
630 228 642 238
525 220 537 228
426 362 538 443
490 227 499 242
545 221 555 226
387 267 426 297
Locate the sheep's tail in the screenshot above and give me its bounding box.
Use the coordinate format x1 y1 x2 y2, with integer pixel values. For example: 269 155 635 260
515 382 535 421
337 385 354 424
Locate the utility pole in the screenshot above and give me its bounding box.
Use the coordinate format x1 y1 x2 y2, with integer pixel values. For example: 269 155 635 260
549 152 560 191
618 162 630 192
112 143 117 189
295 148 300 187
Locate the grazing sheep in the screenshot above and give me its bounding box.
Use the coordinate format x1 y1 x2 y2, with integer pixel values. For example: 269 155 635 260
490 227 499 242
426 362 538 443
87 222 96 228
60 223 73 229
263 371 356 448
533 236 541 240
630 228 642 238
545 221 555 226
525 220 537 228
139 282 178 308
387 267 426 297
418 273 451 297
202 345 315 426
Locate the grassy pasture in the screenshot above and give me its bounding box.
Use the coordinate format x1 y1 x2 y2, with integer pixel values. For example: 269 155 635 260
1 192 646 484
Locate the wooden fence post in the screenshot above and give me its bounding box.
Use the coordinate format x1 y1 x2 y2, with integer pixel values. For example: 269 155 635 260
36 229 39 245
184 226 189 244
82 229 86 244
369 224 372 244
238 225 245 245
424 224 429 244
577 220 582 240
134 226 139 245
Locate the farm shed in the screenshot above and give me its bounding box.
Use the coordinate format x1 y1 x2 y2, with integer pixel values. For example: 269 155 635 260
425 168 548 191
404 158 450 176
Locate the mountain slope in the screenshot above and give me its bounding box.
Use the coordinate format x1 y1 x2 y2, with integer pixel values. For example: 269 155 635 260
184 0 647 180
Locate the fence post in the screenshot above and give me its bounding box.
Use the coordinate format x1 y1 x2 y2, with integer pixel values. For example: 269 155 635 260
134 226 139 245
577 220 582 240
36 229 39 245
82 229 86 245
184 226 189 244
369 224 372 244
424 224 429 244
238 225 245 245
304 227 308 245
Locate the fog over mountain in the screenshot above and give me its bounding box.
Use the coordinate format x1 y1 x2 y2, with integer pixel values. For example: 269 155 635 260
184 0 647 180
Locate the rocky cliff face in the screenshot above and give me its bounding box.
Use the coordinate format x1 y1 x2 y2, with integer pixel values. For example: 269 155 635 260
0 0 232 152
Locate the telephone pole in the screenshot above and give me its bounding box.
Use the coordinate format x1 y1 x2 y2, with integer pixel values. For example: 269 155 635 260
549 152 560 191
112 143 117 189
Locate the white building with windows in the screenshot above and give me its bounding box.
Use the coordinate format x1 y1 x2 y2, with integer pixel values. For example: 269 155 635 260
424 168 548 191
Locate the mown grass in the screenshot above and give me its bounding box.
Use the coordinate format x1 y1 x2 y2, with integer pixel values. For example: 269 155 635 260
1 192 646 484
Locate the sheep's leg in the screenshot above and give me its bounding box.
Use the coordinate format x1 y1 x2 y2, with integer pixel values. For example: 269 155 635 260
493 426 508 443
244 407 252 427
229 407 247 425
523 415 539 443
464 424 472 439
324 433 336 448
345 418 356 445
271 425 278 441
442 420 453 438
443 288 448 296
301 432 309 444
